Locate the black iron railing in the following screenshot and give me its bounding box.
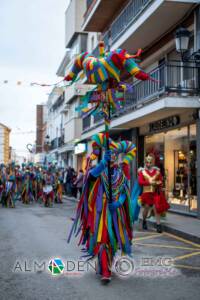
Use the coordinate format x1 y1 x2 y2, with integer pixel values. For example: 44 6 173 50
128 62 200 107
110 0 151 45
83 115 91 131
50 136 65 150
58 135 65 147
50 138 58 150
102 31 110 50
82 62 200 132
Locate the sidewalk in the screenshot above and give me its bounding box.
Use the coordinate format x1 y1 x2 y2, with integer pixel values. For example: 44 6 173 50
140 212 200 244
63 195 78 202
63 195 200 244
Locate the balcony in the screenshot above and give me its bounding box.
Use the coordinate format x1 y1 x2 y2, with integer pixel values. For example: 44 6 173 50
94 0 198 54
65 0 86 47
82 62 200 133
110 0 151 45
115 62 199 117
83 0 128 31
82 115 91 131
64 118 82 143
51 94 64 112
50 138 59 150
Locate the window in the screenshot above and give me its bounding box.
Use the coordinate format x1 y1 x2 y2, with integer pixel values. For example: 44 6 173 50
144 124 197 214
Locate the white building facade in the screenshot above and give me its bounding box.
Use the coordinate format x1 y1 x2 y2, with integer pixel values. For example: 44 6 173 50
79 0 200 218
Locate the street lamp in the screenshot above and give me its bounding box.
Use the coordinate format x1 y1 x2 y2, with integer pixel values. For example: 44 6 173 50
44 134 50 165
45 134 50 146
175 27 200 62
44 135 50 152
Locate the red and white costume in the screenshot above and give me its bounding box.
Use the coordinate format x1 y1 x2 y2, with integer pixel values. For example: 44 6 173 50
138 166 162 206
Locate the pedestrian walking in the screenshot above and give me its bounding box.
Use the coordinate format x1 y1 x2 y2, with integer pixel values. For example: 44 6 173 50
74 169 84 198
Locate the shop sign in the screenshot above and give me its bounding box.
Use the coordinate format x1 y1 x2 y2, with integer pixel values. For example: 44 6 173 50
149 115 180 133
75 143 87 155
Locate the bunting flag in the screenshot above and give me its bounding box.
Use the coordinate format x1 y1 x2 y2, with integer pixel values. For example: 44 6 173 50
0 79 66 88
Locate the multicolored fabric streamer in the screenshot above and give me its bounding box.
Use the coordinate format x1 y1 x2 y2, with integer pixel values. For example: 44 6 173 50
67 141 137 276
90 133 137 165
64 48 151 85
65 44 153 121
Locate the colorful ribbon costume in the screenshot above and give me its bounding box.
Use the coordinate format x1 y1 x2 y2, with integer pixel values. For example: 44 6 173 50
68 133 137 280
64 45 153 121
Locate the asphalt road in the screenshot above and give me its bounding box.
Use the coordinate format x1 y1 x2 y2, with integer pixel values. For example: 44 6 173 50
0 198 200 300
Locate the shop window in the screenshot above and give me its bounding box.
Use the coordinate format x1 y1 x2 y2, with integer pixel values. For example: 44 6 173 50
189 124 197 212
144 132 165 176
144 124 197 214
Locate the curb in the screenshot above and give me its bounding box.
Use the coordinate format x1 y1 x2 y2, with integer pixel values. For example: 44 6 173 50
63 195 79 203
64 196 200 244
139 218 200 245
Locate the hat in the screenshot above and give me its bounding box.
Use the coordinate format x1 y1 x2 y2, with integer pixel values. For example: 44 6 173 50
90 133 136 164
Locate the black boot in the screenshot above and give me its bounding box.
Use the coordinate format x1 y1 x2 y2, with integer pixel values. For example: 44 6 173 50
101 276 111 284
156 224 162 233
142 219 148 230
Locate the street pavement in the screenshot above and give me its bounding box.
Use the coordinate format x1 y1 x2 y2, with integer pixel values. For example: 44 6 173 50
0 198 200 300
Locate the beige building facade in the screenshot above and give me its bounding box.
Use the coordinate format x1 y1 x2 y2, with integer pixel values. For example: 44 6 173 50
0 123 11 164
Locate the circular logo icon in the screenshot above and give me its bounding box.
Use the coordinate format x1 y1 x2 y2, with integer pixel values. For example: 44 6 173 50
114 256 134 277
48 258 65 276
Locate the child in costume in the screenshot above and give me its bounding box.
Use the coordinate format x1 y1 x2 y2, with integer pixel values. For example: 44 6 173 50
138 153 170 233
68 133 136 283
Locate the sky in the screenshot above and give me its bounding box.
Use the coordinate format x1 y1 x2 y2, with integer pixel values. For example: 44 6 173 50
0 0 70 159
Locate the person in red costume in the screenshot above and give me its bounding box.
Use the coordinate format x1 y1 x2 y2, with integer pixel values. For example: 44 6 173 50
138 153 167 233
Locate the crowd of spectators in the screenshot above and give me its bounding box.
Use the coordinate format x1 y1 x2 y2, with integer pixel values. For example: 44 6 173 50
63 167 84 199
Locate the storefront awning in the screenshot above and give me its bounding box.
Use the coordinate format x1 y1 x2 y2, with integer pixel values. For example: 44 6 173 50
57 144 74 154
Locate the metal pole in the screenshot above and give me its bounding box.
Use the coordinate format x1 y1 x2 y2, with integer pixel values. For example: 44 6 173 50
105 92 112 204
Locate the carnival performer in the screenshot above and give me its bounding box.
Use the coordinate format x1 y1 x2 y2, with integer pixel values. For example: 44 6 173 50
21 169 34 204
42 169 54 207
74 169 84 199
3 166 16 208
0 164 6 206
68 133 136 283
55 171 63 203
35 168 43 203
138 153 170 233
15 165 23 201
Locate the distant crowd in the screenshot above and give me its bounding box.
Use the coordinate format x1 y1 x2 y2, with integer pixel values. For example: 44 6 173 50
0 162 84 208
